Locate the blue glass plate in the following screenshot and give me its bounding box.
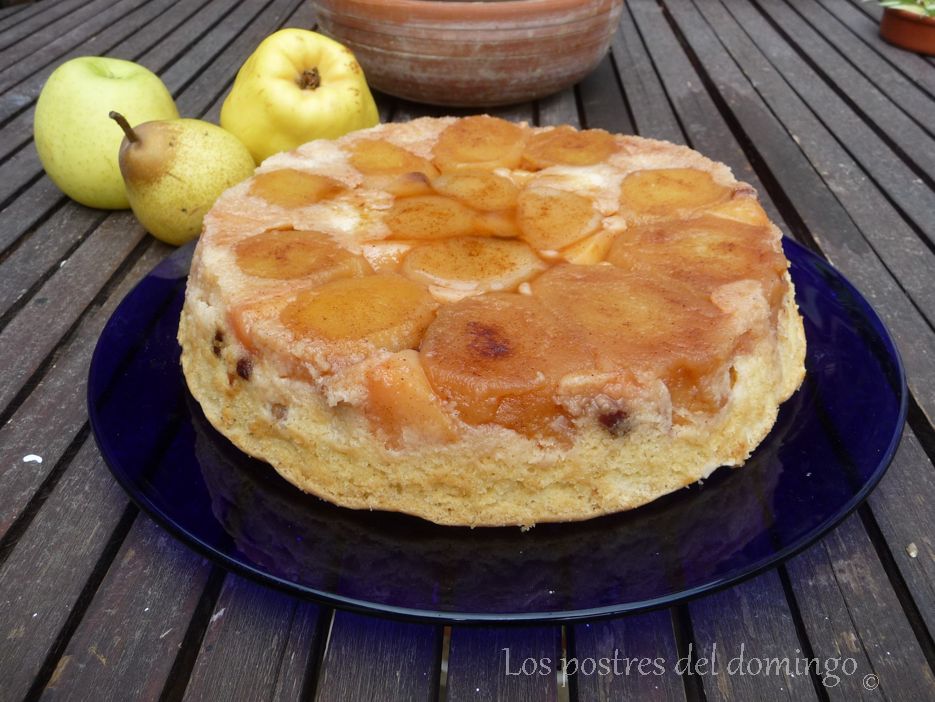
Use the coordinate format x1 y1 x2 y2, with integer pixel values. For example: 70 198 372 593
88 239 906 623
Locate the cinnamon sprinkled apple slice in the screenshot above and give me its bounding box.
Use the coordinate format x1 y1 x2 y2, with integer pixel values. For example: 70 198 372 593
249 169 346 208
235 229 370 281
280 273 437 351
433 115 527 172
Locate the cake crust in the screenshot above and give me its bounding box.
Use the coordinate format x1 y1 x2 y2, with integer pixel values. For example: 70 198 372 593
179 116 806 527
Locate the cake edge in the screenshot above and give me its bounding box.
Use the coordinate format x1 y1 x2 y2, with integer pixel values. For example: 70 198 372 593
178 273 806 528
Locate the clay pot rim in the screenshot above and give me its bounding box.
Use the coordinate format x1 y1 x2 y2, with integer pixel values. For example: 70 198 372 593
884 6 935 24
316 0 622 23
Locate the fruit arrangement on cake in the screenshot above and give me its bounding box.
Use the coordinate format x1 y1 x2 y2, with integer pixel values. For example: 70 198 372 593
178 115 806 527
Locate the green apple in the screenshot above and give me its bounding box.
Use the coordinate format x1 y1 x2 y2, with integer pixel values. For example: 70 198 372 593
33 57 179 209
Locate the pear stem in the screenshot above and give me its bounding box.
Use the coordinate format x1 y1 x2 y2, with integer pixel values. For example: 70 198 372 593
297 68 321 90
109 111 139 143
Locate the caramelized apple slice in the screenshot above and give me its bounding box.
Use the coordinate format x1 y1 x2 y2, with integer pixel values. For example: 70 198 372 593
348 139 439 179
385 195 476 240
432 115 527 172
560 228 619 264
372 171 434 198
606 217 787 308
522 126 617 170
359 240 413 272
531 264 704 355
531 264 736 412
234 229 371 281
474 210 521 239
619 168 730 216
249 169 346 208
281 273 437 351
365 350 458 448
704 196 769 227
517 187 601 250
420 293 591 433
401 237 545 297
431 171 519 211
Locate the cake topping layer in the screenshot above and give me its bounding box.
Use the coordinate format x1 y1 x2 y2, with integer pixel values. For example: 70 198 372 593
194 115 791 449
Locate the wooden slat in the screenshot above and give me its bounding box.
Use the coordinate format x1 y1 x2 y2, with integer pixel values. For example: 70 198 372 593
0 211 148 413
536 81 580 131
0 0 217 166
0 179 62 253
600 3 935 700
174 0 308 118
445 626 562 702
687 572 820 701
626 0 788 232
865 429 935 639
0 202 110 320
611 6 684 143
0 0 247 214
0 2 316 694
0 0 150 93
488 101 536 124
786 514 935 700
109 0 223 72
39 516 213 701
577 53 634 134
0 0 181 199
784 0 935 129
0 438 133 702
759 0 935 147
0 0 250 279
0 242 166 538
0 0 122 72
315 612 441 702
391 95 535 125
164 0 292 113
181 575 322 702
817 0 935 96
0 2 37 27
848 0 884 22
719 0 935 243
572 611 687 701
372 91 394 123
0 0 301 413
664 0 935 659
662 0 935 421
536 87 579 127
0 0 89 53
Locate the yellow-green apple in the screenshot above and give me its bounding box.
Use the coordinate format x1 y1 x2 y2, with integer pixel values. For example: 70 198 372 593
33 57 179 209
220 29 379 164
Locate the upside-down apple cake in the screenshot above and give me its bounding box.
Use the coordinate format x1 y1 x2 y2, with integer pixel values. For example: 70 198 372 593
178 115 806 527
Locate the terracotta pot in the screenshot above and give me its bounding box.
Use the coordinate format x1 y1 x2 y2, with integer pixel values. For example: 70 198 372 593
880 7 935 55
313 0 625 107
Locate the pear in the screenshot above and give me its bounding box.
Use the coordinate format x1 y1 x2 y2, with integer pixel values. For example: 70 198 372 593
110 112 255 246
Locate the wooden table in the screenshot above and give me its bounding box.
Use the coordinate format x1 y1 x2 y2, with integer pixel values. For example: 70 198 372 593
1 0 934 699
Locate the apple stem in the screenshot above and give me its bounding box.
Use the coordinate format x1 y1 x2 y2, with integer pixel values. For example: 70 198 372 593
109 111 139 143
297 68 321 90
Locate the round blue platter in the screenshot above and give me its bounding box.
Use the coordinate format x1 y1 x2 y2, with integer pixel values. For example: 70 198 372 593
87 238 906 623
